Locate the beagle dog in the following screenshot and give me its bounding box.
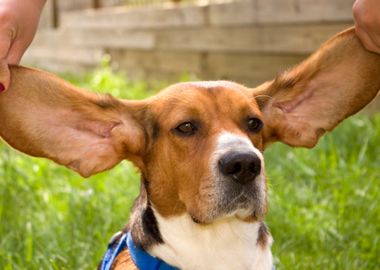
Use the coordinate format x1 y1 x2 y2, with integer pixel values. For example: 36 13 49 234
1 27 380 270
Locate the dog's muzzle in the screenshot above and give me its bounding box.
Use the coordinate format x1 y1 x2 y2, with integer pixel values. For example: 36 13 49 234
206 132 267 221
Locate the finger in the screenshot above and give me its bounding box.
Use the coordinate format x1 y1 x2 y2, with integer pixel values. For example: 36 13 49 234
355 24 380 54
364 21 380 52
6 38 28 65
0 31 11 58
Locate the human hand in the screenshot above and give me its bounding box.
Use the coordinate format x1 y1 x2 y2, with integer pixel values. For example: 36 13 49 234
0 0 45 91
353 0 380 54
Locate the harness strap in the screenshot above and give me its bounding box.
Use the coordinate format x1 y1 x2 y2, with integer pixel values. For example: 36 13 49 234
100 232 128 270
100 232 179 270
127 232 180 270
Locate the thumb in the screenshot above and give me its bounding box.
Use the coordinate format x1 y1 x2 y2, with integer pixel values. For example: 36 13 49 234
0 33 12 91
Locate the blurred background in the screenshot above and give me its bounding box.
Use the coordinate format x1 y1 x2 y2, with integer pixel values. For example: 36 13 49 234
1 0 380 269
24 0 355 86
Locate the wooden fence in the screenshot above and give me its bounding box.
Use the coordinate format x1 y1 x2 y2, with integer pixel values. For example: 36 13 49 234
26 0 356 88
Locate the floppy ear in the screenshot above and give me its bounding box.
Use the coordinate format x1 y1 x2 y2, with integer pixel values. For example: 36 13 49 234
253 27 380 148
0 66 147 177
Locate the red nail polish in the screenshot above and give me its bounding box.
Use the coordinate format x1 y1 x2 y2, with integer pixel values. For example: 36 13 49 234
0 83 4 92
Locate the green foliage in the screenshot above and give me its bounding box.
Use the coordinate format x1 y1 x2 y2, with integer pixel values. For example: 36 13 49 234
0 65 379 269
61 57 157 100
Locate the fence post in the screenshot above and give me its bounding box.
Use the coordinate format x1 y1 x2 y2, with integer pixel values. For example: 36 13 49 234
93 0 101 9
52 0 59 28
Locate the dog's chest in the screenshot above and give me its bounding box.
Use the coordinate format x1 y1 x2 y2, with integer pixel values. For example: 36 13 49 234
149 212 273 270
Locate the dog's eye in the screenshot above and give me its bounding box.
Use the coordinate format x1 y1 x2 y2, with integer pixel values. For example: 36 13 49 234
246 117 263 133
174 122 197 136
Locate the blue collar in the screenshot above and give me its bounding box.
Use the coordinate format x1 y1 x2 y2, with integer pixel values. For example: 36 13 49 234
100 232 180 270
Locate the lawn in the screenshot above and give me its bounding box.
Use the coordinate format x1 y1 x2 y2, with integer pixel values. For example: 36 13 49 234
0 65 379 270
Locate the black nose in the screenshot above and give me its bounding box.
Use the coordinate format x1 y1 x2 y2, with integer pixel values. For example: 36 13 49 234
218 152 261 184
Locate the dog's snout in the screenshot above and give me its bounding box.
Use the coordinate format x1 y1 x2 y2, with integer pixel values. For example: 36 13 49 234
218 152 261 184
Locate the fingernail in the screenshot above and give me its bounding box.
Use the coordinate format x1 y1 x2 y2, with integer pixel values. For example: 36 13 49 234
0 83 4 92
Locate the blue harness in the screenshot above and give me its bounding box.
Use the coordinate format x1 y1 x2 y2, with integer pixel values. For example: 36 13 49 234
100 231 179 270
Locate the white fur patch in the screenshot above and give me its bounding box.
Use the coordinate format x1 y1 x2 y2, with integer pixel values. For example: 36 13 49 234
213 131 264 166
186 81 246 90
149 210 273 270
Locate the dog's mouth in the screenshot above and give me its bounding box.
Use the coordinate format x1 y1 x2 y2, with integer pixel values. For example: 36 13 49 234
190 176 267 224
219 187 267 220
190 201 265 225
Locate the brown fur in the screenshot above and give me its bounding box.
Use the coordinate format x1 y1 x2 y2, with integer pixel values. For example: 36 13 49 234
256 223 270 250
112 249 139 270
1 27 380 269
254 27 380 148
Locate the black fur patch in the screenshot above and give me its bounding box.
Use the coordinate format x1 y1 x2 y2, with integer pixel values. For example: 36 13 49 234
142 202 163 244
129 178 163 250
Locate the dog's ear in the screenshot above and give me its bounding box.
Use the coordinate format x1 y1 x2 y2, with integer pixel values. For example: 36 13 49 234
253 27 380 148
0 66 147 177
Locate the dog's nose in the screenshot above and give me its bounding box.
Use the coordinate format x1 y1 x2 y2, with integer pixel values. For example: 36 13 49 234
218 152 261 184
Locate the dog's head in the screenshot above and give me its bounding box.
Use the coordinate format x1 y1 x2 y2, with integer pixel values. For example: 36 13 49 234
1 28 380 224
143 81 268 224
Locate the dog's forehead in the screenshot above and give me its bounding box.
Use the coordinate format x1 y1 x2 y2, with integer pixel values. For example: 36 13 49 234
167 80 250 93
152 81 253 104
146 81 261 122
182 81 249 91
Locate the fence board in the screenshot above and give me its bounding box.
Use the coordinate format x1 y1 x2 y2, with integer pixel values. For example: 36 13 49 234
256 0 354 24
60 5 206 29
206 53 306 85
110 50 204 73
156 24 351 54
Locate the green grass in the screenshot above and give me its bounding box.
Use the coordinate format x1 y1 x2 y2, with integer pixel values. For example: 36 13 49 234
266 115 380 270
1 65 380 269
